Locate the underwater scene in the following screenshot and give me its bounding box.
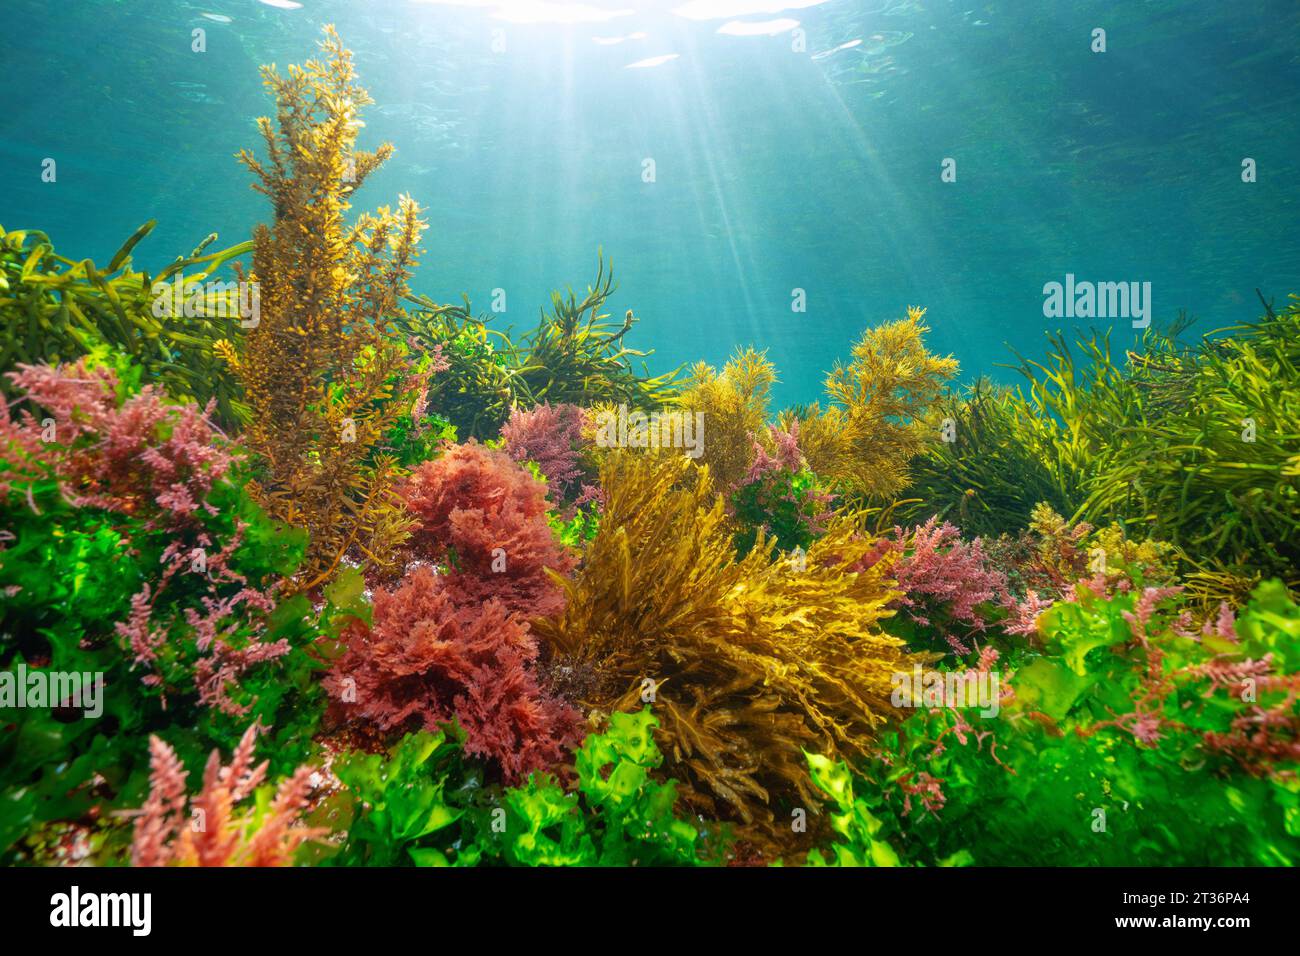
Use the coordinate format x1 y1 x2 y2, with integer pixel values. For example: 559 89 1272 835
1 0 1299 885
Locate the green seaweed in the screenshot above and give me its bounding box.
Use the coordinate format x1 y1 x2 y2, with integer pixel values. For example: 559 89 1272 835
333 710 713 867
899 377 1065 537
0 222 250 426
403 256 681 439
852 580 1300 866
1007 301 1300 579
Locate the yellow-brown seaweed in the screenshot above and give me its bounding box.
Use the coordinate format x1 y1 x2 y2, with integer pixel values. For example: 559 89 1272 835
226 25 427 587
534 450 919 837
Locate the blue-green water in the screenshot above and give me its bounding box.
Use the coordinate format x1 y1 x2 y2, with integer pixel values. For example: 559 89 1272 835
3 0 1298 408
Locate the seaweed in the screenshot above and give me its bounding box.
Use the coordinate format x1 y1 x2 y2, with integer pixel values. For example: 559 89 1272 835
323 564 581 784
802 753 907 867
500 402 594 505
332 725 482 867
731 464 833 558
129 723 324 867
397 301 518 438
0 222 250 426
397 441 577 618
1005 326 1149 524
224 25 429 588
483 709 708 866
1080 301 1300 578
899 378 1065 537
334 710 712 867
679 346 778 491
856 579 1300 866
532 450 917 841
517 258 681 411
783 306 958 500
403 255 682 439
1010 302 1300 580
5 23 1300 875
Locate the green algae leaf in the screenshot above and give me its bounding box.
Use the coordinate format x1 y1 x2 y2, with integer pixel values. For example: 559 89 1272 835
870 839 902 867
805 752 852 807
1011 658 1091 720
1041 599 1128 676
394 799 461 843
106 219 156 273
323 564 368 618
409 848 452 867
1234 579 1300 670
1283 804 1300 839
333 728 474 865
804 752 909 867
501 775 595 867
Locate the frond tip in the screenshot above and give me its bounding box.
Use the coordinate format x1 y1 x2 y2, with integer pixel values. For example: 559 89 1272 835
129 724 325 867
794 306 958 500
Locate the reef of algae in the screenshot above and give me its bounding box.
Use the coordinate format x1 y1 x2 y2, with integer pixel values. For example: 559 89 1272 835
1 27 1297 869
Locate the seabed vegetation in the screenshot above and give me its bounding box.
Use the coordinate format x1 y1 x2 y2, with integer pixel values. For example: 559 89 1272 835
1 28 1297 868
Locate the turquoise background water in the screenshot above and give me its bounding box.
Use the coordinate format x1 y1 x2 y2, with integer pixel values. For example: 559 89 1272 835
2 0 1298 408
